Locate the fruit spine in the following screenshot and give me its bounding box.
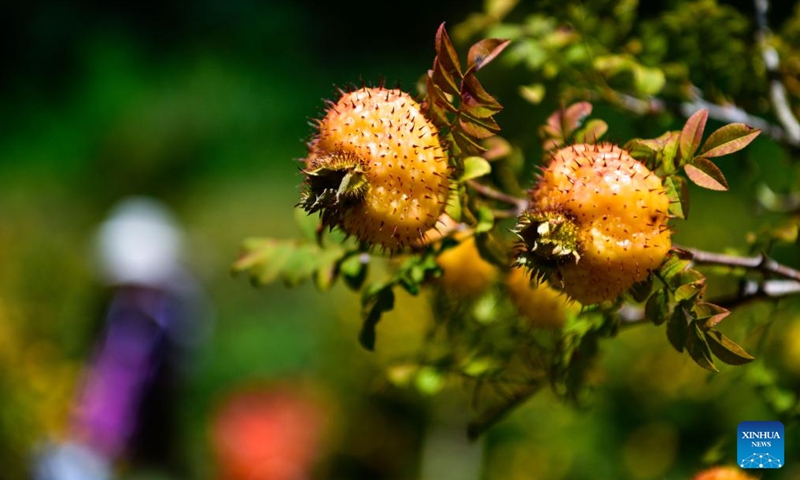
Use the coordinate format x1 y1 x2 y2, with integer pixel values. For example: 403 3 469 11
301 86 450 251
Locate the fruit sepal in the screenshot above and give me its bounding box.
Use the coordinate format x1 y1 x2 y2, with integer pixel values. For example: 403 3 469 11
513 209 581 282
299 154 369 231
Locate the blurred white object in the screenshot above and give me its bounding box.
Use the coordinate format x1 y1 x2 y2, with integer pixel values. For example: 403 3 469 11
33 441 112 480
95 197 183 286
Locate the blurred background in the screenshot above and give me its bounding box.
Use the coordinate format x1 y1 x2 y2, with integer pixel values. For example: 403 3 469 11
2 0 800 479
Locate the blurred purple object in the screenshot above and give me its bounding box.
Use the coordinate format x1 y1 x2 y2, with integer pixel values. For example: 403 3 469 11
33 197 212 480
74 287 170 459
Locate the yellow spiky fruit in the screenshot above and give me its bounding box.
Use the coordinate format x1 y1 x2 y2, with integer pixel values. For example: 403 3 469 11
516 143 671 304
436 237 498 298
506 267 576 329
302 86 450 251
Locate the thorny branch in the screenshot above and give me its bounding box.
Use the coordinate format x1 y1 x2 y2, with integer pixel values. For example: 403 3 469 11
676 245 800 282
610 0 800 148
618 276 800 326
754 0 800 146
467 180 529 214
607 88 797 148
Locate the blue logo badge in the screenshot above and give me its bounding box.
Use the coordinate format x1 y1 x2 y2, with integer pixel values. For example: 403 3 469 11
738 421 784 469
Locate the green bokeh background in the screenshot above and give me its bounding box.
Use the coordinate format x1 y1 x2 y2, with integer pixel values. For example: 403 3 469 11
2 1 800 479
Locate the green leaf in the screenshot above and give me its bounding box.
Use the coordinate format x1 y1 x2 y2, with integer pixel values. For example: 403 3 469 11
686 322 719 372
645 288 669 325
234 238 348 290
293 207 319 243
359 284 395 351
519 83 545 104
486 0 519 19
395 253 441 296
629 131 679 174
314 262 338 291
592 54 630 76
684 157 728 191
475 205 495 233
573 119 608 143
669 268 704 289
624 138 656 161
467 38 511 71
415 366 446 395
461 156 492 182
693 302 730 329
658 132 680 175
666 306 689 352
629 277 653 303
663 176 689 220
674 282 704 303
281 245 321 286
674 176 690 219
706 330 755 365
679 109 708 162
698 123 761 158
632 64 665 96
445 184 464 222
659 253 691 281
341 253 368 290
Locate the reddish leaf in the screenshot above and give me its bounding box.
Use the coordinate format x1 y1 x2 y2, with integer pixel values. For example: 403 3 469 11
698 123 761 158
482 136 512 161
453 130 487 155
458 114 500 139
562 102 592 137
545 102 592 140
467 38 511 72
434 23 463 92
634 131 680 152
461 101 503 120
693 302 730 329
432 58 461 96
461 74 502 111
684 157 728 191
679 109 708 162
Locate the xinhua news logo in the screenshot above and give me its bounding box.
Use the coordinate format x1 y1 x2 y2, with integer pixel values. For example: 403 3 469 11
738 421 784 469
